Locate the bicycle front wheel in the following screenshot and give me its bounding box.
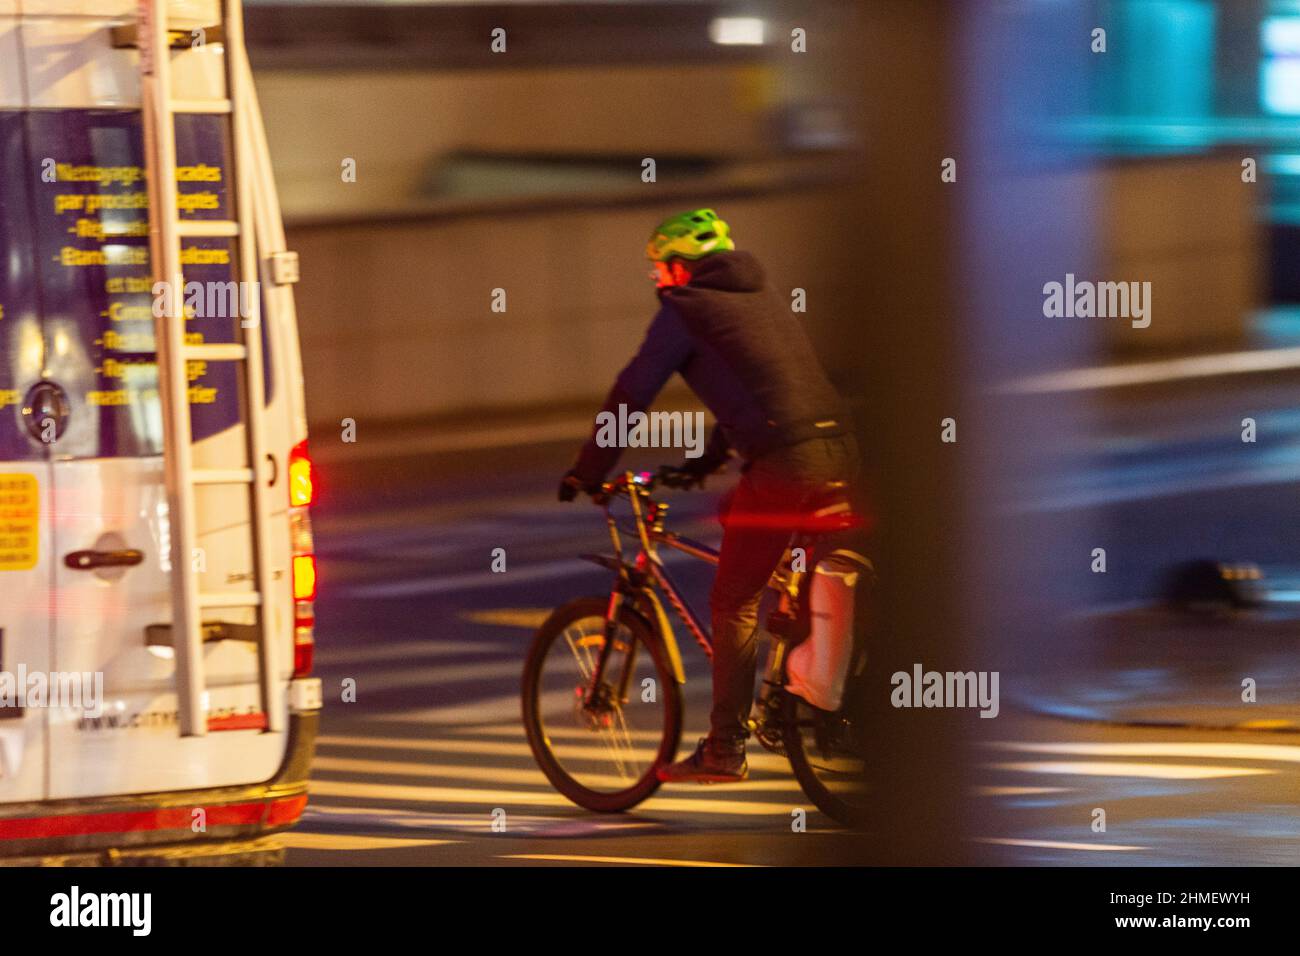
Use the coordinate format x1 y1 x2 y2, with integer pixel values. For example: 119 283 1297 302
522 596 683 812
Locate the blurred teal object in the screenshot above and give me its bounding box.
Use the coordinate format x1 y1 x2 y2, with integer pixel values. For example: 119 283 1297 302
1261 15 1300 115
1099 0 1216 126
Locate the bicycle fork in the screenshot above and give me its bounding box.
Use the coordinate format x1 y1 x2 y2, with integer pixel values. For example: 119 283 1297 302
583 586 638 720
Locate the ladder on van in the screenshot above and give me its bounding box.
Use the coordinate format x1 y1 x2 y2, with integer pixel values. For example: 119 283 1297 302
136 0 280 736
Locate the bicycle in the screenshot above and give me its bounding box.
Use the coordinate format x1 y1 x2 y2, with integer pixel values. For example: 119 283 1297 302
521 468 874 827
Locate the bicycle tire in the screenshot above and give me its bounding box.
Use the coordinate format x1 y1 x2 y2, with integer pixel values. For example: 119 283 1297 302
522 596 683 812
782 686 871 828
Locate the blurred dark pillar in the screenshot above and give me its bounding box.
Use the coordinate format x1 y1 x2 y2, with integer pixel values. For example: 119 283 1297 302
825 0 1096 862
827 0 972 863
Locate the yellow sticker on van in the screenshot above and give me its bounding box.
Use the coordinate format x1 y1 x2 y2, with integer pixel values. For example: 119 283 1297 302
0 474 39 571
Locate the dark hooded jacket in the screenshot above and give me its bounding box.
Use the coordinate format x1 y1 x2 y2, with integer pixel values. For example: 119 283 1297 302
572 250 847 482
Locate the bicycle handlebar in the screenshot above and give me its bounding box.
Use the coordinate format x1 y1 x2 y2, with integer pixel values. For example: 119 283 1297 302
588 470 659 503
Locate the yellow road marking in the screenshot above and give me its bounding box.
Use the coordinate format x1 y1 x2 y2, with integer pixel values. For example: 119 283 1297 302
319 639 512 666
311 755 806 794
316 734 792 772
310 779 799 815
461 608 552 629
458 723 663 742
276 833 455 851
989 741 1300 762
973 786 1070 796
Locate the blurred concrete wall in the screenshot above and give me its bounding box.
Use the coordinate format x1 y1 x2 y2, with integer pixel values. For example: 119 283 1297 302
252 59 858 428
1097 152 1261 353
256 66 781 222
283 190 850 427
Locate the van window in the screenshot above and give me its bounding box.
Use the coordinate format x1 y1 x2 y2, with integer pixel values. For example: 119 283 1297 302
0 111 41 463
21 109 272 460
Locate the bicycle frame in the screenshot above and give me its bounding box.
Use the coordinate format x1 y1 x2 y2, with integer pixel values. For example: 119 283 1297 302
584 472 805 706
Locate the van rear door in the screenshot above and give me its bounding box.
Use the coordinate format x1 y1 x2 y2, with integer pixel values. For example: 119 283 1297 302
13 14 289 799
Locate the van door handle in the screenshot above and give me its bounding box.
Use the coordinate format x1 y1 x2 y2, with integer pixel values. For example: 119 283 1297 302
64 549 144 570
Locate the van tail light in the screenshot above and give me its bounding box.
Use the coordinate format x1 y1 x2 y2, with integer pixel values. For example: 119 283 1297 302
289 439 314 508
292 553 317 601
289 456 316 678
294 601 315 677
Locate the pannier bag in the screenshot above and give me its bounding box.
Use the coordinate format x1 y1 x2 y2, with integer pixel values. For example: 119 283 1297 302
785 551 871 711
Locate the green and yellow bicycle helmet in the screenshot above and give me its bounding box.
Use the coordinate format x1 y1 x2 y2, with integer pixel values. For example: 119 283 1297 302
646 209 735 262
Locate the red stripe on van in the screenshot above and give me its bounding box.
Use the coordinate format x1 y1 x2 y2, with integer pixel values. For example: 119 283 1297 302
265 794 309 826
0 794 307 841
208 712 269 732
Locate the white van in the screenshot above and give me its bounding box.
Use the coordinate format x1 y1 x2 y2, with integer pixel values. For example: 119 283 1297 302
0 0 320 862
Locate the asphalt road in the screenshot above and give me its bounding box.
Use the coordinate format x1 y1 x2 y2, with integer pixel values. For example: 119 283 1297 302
280 399 1300 866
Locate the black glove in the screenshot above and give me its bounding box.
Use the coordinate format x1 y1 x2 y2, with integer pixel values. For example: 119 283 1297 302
557 470 600 502
657 458 722 490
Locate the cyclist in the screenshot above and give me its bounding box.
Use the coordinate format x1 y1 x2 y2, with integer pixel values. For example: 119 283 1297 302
559 209 858 783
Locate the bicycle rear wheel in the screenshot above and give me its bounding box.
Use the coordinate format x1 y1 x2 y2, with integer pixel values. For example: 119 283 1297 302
522 596 683 812
783 672 871 828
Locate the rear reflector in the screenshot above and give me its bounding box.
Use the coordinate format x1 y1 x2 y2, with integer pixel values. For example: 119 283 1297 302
293 600 315 678
290 509 314 554
293 630 315 677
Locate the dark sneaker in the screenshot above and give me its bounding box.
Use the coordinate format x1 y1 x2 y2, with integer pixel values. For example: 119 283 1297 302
656 736 748 784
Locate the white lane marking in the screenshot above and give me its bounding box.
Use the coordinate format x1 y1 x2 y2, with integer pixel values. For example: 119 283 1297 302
988 741 1300 763
975 837 1145 852
987 760 1275 780
277 833 456 851
503 853 760 868
312 754 806 793
1011 458 1300 513
316 639 514 667
315 734 793 773
996 345 1300 394
309 779 801 816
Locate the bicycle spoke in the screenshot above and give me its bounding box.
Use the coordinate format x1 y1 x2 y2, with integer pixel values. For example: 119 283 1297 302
537 614 663 795
562 627 597 682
